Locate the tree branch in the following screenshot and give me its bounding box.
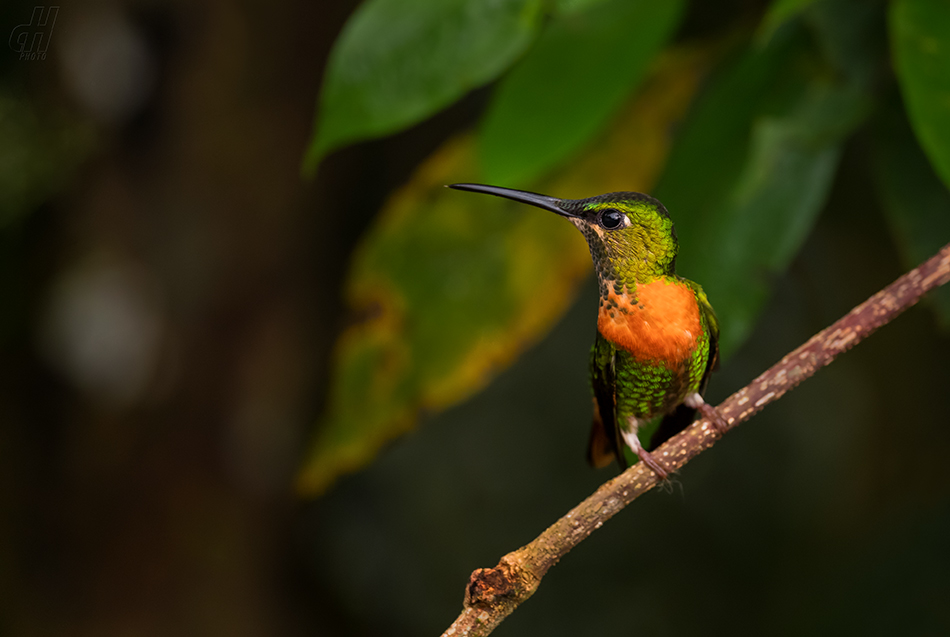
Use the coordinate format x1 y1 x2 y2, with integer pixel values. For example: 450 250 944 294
441 242 950 637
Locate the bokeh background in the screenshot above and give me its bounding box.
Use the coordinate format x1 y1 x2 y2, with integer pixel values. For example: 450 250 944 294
2 0 950 635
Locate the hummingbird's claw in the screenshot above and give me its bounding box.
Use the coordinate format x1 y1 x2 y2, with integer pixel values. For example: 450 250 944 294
685 393 729 435
636 448 669 480
696 402 729 435
622 426 669 480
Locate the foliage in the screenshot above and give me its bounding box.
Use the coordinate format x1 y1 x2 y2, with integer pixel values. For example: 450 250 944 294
478 0 685 186
891 0 950 190
302 0 546 175
300 0 950 494
298 47 709 494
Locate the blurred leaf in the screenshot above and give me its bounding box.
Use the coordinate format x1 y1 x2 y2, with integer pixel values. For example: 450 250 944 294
807 0 886 85
655 31 871 356
756 0 819 46
0 94 94 228
298 46 713 496
299 136 591 494
872 92 950 326
303 0 545 175
554 0 614 15
479 0 684 186
890 0 950 189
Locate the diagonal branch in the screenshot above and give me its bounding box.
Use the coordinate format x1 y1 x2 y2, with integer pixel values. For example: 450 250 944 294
441 242 950 637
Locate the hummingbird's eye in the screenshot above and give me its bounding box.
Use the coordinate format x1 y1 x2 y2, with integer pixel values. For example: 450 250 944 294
599 209 625 230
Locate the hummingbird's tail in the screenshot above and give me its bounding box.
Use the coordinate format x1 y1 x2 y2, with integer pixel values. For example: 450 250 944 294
587 397 627 470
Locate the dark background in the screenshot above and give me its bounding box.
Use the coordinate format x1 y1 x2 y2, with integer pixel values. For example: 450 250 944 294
2 1 949 635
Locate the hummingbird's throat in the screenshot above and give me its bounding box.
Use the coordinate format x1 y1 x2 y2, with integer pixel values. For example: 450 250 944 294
571 219 621 283
597 278 702 369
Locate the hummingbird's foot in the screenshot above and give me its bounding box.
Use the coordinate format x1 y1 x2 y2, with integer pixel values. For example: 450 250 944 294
685 393 729 435
621 428 669 480
636 448 669 480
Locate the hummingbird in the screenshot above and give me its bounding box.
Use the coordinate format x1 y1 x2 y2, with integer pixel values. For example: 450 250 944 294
448 183 727 478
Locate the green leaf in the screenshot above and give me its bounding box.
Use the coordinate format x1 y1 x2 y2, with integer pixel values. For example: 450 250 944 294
297 46 713 496
554 0 615 15
303 0 545 175
479 0 684 186
654 33 871 356
298 137 592 494
890 0 950 189
872 92 950 326
756 0 820 46
807 0 886 86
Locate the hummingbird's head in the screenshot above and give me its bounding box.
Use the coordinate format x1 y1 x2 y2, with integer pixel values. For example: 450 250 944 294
448 184 678 286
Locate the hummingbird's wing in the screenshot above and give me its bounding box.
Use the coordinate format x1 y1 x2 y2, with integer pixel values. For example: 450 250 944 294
587 331 627 469
648 283 720 451
696 285 720 391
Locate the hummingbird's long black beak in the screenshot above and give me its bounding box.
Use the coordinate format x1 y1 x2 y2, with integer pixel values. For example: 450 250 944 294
448 183 578 218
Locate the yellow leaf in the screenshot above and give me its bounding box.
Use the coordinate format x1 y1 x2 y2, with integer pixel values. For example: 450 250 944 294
297 45 713 496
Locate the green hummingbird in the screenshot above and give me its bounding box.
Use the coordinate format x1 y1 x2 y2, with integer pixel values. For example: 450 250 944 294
448 183 726 478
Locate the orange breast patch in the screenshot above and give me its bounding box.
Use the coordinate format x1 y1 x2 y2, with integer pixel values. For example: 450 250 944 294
597 279 701 366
